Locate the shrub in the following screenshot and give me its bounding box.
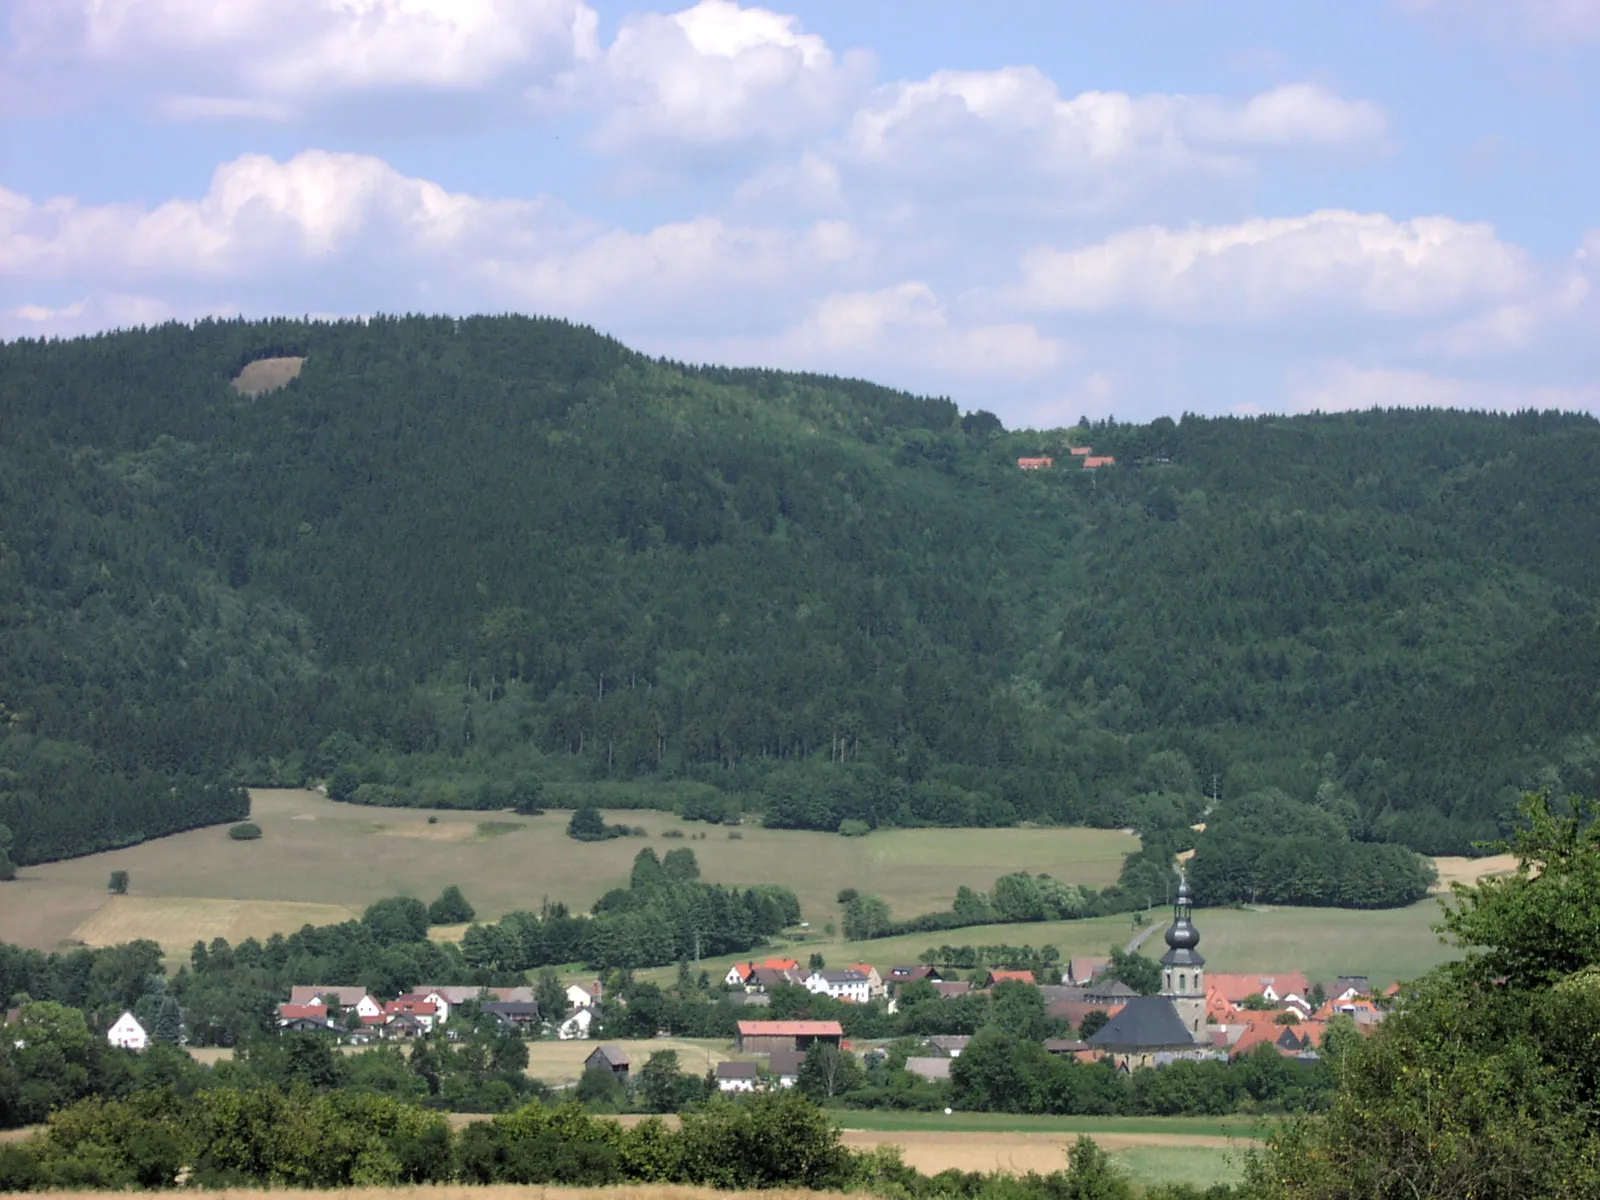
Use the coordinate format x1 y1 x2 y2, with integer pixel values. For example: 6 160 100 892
428 885 476 925
661 828 686 839
727 831 743 840
839 819 871 837
227 822 262 840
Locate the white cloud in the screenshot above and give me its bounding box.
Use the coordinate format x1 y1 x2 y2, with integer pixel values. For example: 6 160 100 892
580 0 871 153
1400 0 1600 43
0 151 568 282
1017 210 1530 322
1283 361 1600 413
848 71 1385 170
7 0 599 116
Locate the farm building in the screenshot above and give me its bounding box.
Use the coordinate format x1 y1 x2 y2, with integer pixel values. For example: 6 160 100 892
767 1048 805 1087
585 1044 630 1078
1017 456 1054 470
736 1019 843 1054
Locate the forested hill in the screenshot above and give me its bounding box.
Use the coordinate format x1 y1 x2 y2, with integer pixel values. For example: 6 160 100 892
2 316 1598 870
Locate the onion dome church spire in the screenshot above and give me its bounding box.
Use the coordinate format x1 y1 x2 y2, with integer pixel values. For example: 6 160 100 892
1160 873 1206 1037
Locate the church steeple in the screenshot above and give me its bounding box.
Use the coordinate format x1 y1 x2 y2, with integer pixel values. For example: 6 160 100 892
1160 874 1206 1038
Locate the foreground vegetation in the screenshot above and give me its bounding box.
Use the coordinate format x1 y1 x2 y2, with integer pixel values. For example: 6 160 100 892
5 317 1600 885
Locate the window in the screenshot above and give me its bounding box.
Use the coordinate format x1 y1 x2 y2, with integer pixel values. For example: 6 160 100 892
1178 973 1186 991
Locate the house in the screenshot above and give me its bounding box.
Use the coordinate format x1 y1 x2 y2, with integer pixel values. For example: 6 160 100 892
1068 957 1111 985
584 1045 630 1078
566 980 604 1010
924 1035 970 1058
984 969 1036 987
1043 1038 1092 1059
385 998 439 1032
482 1001 541 1031
1208 972 1313 1011
397 992 450 1025
414 985 536 1007
107 1011 148 1051
903 1056 952 1082
1332 976 1372 1001
767 1048 806 1088
847 964 885 998
1082 456 1116 468
1081 980 1141 1005
931 981 974 1000
280 1015 339 1034
725 963 758 987
762 958 802 972
1017 457 1054 470
1050 1000 1126 1032
887 965 942 989
384 1013 430 1039
749 966 805 991
726 991 772 1008
1085 997 1198 1069
289 987 384 1020
715 1061 761 1092
804 969 871 1004
1068 446 1092 456
736 1020 843 1054
277 1003 329 1026
558 1008 594 1040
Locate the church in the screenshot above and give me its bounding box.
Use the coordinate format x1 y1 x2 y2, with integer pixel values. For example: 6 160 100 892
1086 876 1213 1069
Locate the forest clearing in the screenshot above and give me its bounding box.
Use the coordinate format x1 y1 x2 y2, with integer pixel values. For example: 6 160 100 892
0 788 1134 955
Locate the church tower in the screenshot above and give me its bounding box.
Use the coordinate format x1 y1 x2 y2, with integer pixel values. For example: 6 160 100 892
1160 875 1206 1039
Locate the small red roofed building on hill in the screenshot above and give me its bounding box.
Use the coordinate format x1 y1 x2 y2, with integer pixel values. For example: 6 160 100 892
984 969 1037 987
1082 456 1116 468
1068 446 1092 456
1017 456 1054 470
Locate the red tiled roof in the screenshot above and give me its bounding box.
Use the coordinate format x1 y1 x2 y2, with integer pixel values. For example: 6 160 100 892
1068 446 1092 455
1209 972 1311 1004
385 999 438 1016
1082 456 1116 468
762 958 801 971
1017 457 1054 469
278 1004 327 1021
737 1020 843 1036
987 969 1036 985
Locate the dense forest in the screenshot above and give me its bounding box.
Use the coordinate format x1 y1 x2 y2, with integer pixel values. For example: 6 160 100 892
2 316 1598 872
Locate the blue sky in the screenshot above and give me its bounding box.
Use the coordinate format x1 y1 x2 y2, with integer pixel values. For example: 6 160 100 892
3 0 1597 426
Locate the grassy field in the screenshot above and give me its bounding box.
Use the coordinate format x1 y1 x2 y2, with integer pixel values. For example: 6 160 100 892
0 789 1134 955
835 1111 1260 1139
72 896 357 951
522 1038 739 1084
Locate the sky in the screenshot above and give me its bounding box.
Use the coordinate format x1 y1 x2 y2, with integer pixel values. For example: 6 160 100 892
2 0 1598 427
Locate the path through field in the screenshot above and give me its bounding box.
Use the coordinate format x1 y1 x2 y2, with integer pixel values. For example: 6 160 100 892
838 1128 1243 1174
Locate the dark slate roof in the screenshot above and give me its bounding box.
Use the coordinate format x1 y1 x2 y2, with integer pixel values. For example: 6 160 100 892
483 1001 540 1017
1083 980 1140 1001
587 1044 629 1067
716 1060 761 1079
1086 997 1197 1050
768 1048 806 1077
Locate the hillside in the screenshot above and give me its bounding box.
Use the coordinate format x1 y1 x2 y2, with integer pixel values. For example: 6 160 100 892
2 316 1598 872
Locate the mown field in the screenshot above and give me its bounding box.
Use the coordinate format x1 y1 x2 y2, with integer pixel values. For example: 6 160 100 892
0 788 1134 956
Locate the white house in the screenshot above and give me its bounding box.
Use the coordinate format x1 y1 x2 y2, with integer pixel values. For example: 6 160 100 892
566 980 602 1010
715 1061 760 1092
803 969 870 1004
558 1008 594 1040
107 1011 148 1051
289 987 383 1020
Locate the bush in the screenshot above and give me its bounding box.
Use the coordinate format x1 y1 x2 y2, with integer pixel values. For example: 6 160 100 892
227 822 262 840
567 806 628 842
839 818 871 837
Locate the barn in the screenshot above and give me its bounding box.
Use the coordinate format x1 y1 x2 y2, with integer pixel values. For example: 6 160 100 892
735 1019 844 1054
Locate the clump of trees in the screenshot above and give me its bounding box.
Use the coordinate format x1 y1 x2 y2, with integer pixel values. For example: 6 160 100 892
227 822 262 840
567 805 633 842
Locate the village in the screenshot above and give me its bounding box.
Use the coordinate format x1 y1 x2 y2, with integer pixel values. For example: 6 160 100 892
95 882 1392 1096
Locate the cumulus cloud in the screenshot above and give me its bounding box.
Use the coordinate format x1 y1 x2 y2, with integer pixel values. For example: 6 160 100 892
1283 361 1600 413
0 150 880 337
1016 210 1530 322
582 0 872 153
6 0 599 116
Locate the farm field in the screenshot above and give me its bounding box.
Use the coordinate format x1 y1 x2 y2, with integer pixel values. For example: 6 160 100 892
522 1038 739 1084
0 788 1135 956
72 897 357 951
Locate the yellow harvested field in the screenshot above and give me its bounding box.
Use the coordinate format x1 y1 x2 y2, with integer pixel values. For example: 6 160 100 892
0 788 1135 954
232 355 305 396
522 1038 737 1084
1432 853 1519 891
71 896 357 954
